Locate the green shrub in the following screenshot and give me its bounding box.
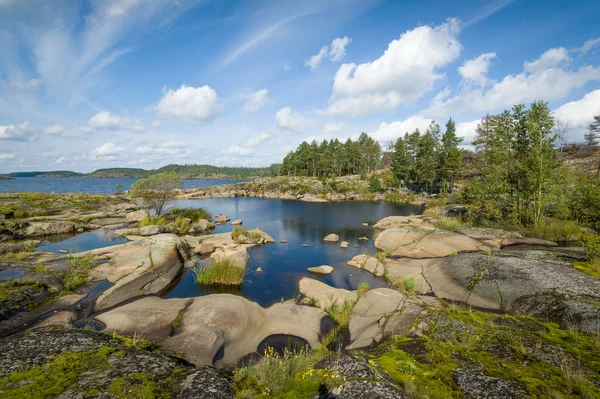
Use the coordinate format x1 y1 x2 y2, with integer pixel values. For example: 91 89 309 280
426 196 448 209
129 172 183 216
232 227 262 244
433 218 462 231
327 299 355 327
368 175 382 193
64 253 97 292
362 192 375 200
168 208 211 222
139 216 168 228
173 216 191 233
193 258 246 286
522 218 582 243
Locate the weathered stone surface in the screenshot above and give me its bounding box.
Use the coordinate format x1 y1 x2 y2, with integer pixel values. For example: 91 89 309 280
423 250 600 332
454 369 527 399
85 234 187 312
88 217 127 227
339 380 408 399
373 215 428 230
126 209 148 222
375 226 491 258
453 227 557 250
382 303 423 339
323 233 340 242
299 277 357 309
33 310 76 329
24 222 76 237
347 254 385 276
215 214 230 223
307 265 334 275
162 295 327 367
211 245 248 268
194 242 215 255
384 258 442 294
97 296 193 341
139 225 166 236
347 288 405 349
199 232 235 248
197 219 214 231
176 366 234 399
114 227 140 236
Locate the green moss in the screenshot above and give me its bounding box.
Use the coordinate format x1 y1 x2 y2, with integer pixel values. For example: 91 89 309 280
108 372 171 399
172 310 185 330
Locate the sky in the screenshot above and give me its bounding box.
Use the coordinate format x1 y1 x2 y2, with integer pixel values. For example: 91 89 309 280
0 0 599 173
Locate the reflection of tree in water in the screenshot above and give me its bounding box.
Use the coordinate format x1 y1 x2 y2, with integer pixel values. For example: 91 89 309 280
280 218 372 243
101 228 123 243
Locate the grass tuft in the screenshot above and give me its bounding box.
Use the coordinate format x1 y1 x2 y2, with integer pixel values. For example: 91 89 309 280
193 258 246 286
231 227 263 244
168 207 211 222
139 216 168 228
64 253 97 292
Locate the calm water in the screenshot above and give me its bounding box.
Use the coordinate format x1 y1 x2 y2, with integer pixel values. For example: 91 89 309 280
162 198 422 306
35 228 129 253
0 177 237 194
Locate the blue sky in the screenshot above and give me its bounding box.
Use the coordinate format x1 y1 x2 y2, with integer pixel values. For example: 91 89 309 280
1 0 599 173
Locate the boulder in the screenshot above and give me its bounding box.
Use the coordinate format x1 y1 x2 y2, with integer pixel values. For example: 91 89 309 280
340 241 349 248
125 209 148 223
114 227 140 237
194 242 215 255
176 366 235 399
85 234 187 312
347 288 405 349
454 369 527 399
211 245 249 268
347 254 385 277
358 236 369 241
197 219 214 231
139 225 166 236
307 265 334 275
374 225 491 259
298 277 357 309
97 296 193 341
24 222 76 237
161 295 328 367
231 219 242 226
323 233 340 242
300 194 327 202
198 233 235 248
280 240 288 243
423 250 600 332
373 216 428 230
215 214 229 223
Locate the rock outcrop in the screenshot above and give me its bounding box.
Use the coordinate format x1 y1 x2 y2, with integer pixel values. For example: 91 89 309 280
24 222 76 237
347 254 385 276
307 265 334 275
299 277 357 309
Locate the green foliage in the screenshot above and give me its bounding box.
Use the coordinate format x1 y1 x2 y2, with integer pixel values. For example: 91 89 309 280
384 192 415 204
573 234 600 278
232 227 263 244
0 205 29 219
114 182 123 194
433 217 462 231
139 216 168 228
193 258 246 286
64 253 97 292
521 218 583 243
327 299 355 328
168 207 211 222
173 216 190 233
129 172 183 216
391 136 411 185
368 174 382 193
438 117 464 193
357 281 369 296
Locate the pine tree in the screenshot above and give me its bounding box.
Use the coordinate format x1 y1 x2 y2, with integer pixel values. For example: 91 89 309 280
391 136 411 186
415 130 437 192
438 118 463 192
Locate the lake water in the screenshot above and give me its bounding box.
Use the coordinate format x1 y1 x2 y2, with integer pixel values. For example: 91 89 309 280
0 177 237 194
162 198 422 306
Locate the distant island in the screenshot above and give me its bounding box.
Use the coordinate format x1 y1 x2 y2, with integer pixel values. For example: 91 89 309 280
0 175 15 180
4 164 279 180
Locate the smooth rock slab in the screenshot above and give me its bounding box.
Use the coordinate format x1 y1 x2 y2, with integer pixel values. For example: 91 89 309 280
162 295 328 367
375 225 491 259
373 216 428 230
347 254 385 277
194 242 215 255
299 277 357 309
24 222 76 237
125 209 148 222
307 265 334 275
384 258 442 294
96 296 193 341
210 245 249 268
139 225 166 236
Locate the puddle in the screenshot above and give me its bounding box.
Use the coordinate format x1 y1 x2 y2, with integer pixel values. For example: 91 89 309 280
35 228 129 254
0 268 25 280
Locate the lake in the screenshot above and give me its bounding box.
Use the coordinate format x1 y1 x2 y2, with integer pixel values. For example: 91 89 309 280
0 177 238 194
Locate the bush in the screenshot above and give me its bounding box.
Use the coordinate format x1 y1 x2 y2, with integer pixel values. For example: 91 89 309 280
384 192 415 204
173 216 191 233
522 218 582 243
232 227 263 244
139 216 168 228
194 258 246 286
327 299 354 327
368 175 382 193
433 218 463 231
64 253 97 292
168 207 211 222
129 172 183 216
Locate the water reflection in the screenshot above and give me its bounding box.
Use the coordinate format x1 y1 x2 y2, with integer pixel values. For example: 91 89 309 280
35 228 129 254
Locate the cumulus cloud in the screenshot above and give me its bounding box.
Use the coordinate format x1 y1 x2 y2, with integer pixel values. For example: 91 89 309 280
323 122 347 134
456 119 481 146
134 141 190 156
369 115 433 143
246 131 272 147
88 111 144 132
323 19 461 116
553 89 600 142
54 157 67 164
90 142 124 159
580 38 600 54
428 44 600 117
459 52 496 85
0 153 15 160
305 36 352 70
0 121 36 142
220 145 255 156
155 85 221 125
276 107 309 132
243 89 269 112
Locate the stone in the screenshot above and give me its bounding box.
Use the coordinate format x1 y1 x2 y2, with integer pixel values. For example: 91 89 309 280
382 303 423 339
454 369 527 399
114 227 140 237
374 225 491 259
97 296 193 341
198 233 235 248
280 240 287 243
340 241 349 248
197 219 214 231
302 244 310 248
383 258 442 295
194 242 215 255
185 259 197 268
358 236 369 241
86 234 188 312
211 245 248 268
139 225 166 236
298 277 357 309
256 267 263 273
176 366 235 399
161 295 328 367
300 194 327 202
33 311 76 329
373 215 427 230
347 288 405 349
125 209 148 223
323 233 340 242
24 222 76 237
231 219 242 225
58 249 69 254
347 254 385 277
215 214 230 223
307 265 334 275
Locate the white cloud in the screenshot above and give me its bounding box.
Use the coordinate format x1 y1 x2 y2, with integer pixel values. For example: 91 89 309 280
0 121 36 142
0 153 15 160
88 111 144 132
553 89 600 142
428 44 600 116
276 107 308 132
305 46 329 70
323 122 347 134
151 120 161 129
580 38 600 54
90 142 124 159
369 115 433 143
0 78 42 91
329 36 352 62
246 131 272 147
305 36 352 70
220 145 255 156
243 89 269 112
155 85 221 125
324 19 461 116
456 119 481 146
134 141 190 156
54 157 67 164
104 0 142 16
459 52 496 85
44 124 92 137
